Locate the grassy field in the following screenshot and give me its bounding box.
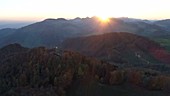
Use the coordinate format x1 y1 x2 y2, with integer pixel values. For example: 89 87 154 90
154 38 170 52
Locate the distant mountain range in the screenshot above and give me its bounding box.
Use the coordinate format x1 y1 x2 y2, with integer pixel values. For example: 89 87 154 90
0 21 33 29
0 17 170 48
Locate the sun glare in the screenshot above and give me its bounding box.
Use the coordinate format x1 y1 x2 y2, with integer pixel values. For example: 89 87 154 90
99 16 110 23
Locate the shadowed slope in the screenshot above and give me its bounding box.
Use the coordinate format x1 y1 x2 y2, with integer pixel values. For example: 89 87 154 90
62 32 170 65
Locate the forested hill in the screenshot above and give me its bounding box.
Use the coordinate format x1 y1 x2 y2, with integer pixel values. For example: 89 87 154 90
0 44 170 96
62 32 170 66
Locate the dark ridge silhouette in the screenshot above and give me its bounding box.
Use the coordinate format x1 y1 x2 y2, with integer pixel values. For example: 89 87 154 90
43 18 67 22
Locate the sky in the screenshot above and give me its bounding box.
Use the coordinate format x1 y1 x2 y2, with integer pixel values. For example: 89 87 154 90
1 0 170 21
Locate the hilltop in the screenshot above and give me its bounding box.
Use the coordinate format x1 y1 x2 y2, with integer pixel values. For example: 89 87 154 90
62 32 170 71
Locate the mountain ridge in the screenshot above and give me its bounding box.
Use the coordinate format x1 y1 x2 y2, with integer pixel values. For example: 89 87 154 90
0 17 170 48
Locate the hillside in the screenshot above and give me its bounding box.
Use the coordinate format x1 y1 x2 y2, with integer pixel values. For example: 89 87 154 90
0 44 116 95
1 44 170 96
150 34 170 52
0 28 16 38
154 19 170 31
62 32 170 70
0 17 169 48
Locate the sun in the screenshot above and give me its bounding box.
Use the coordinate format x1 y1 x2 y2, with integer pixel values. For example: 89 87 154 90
98 16 110 23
